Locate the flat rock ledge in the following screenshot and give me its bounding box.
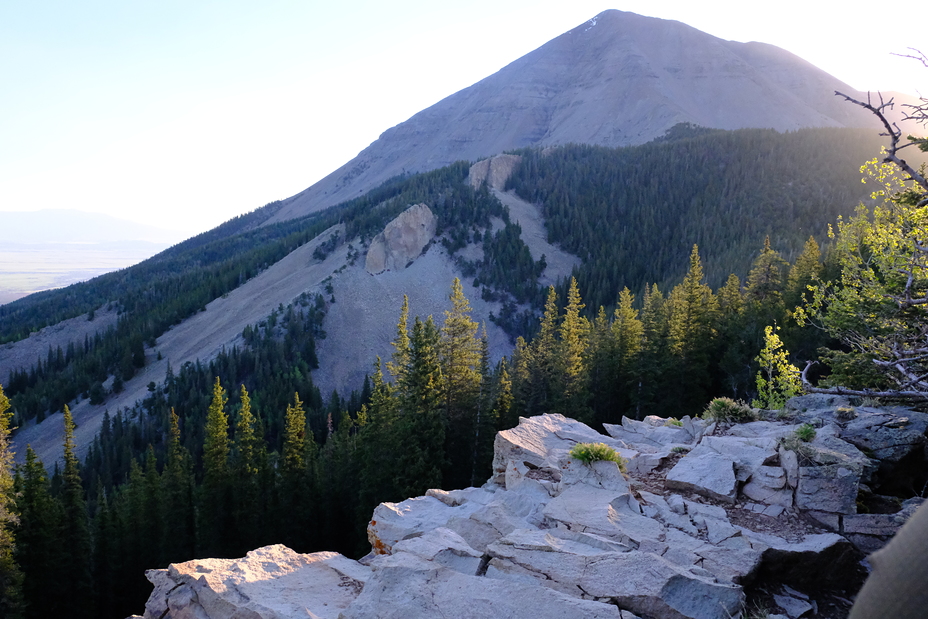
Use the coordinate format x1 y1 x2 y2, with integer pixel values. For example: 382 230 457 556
138 397 927 619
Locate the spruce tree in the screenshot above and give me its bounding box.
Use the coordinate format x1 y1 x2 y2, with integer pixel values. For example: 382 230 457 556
14 446 61 619
232 387 265 554
439 278 481 488
0 386 22 618
199 378 231 556
553 277 591 422
161 410 195 563
59 406 95 617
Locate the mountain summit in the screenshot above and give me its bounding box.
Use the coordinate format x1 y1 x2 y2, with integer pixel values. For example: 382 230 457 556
268 9 879 224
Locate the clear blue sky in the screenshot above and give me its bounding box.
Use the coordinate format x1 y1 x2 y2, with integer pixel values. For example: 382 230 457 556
1 1 923 234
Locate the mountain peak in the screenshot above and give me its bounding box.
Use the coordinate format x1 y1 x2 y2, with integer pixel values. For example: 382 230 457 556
265 11 884 224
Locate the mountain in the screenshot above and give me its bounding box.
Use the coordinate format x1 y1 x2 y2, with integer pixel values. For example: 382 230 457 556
4 10 922 471
266 9 898 224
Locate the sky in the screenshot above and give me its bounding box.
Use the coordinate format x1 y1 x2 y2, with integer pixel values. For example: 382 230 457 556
1 1 924 236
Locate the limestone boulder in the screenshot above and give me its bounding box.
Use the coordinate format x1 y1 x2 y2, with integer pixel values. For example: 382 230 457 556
340 560 622 619
795 464 861 514
665 452 738 504
141 545 370 619
365 203 437 274
839 407 928 463
491 413 636 485
467 154 523 190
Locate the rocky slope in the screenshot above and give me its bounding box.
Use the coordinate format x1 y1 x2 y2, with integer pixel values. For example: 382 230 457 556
266 9 902 225
135 395 928 619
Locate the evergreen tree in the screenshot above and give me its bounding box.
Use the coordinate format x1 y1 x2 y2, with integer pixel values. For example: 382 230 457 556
666 246 719 415
161 410 195 563
553 277 591 422
59 406 95 617
439 278 481 488
395 317 445 498
232 387 265 554
0 386 22 618
199 378 230 556
279 392 312 549
14 447 61 619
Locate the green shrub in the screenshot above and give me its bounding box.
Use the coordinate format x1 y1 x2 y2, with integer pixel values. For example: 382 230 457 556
702 397 757 423
795 423 817 442
671 446 691 454
664 417 684 427
569 442 627 472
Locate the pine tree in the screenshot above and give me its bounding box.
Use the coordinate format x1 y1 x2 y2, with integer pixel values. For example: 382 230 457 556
553 277 591 422
395 317 445 497
666 246 719 415
232 387 265 554
0 386 22 618
439 279 481 488
14 446 62 619
279 392 312 549
60 406 95 617
161 410 195 563
199 377 230 556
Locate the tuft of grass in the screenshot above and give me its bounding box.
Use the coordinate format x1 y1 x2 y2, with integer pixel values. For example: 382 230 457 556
569 442 627 472
664 417 684 427
671 446 691 454
795 423 817 442
702 397 757 423
835 406 857 421
779 434 816 464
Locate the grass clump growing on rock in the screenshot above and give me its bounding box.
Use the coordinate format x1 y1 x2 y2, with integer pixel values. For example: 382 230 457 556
569 442 627 472
702 397 757 423
794 423 817 442
664 417 684 427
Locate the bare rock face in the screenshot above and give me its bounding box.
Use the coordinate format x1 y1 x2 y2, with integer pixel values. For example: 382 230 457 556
139 399 928 619
467 154 523 190
140 545 370 619
365 203 437 274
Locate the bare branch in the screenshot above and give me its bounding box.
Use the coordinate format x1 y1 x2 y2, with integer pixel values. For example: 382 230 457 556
892 48 928 69
835 90 928 192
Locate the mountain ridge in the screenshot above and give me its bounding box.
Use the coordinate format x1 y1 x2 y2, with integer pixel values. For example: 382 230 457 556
265 9 899 225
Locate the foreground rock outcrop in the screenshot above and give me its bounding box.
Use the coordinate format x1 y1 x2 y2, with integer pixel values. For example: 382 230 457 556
138 396 927 618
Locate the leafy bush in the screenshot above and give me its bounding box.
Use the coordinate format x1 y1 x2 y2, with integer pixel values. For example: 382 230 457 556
795 423 817 442
569 442 627 472
753 325 803 410
702 397 757 423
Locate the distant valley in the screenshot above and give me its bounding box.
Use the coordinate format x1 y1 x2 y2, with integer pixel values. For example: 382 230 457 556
0 210 186 303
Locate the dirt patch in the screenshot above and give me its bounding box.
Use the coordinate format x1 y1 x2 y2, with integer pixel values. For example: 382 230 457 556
491 189 580 287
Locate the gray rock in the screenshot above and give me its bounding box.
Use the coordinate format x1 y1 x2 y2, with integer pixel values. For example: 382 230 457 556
666 453 738 504
840 408 928 463
340 562 622 619
773 593 814 618
142 545 370 619
365 204 437 274
795 464 860 514
779 446 799 488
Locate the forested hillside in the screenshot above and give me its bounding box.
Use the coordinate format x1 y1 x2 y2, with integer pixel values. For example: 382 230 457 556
507 126 890 312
